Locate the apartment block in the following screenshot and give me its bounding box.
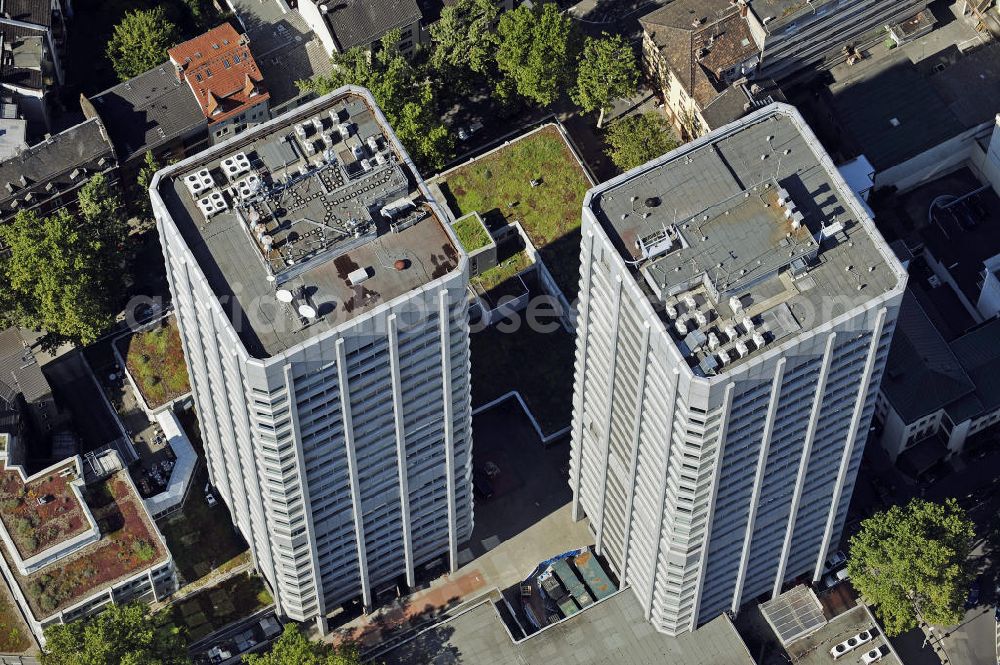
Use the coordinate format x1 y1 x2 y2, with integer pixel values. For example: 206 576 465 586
150 86 473 629
569 104 905 635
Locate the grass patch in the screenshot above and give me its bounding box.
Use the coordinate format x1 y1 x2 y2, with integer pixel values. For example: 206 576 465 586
471 322 576 435
168 573 271 637
440 126 591 299
453 214 492 253
473 252 532 293
159 466 247 585
0 580 31 653
121 316 190 410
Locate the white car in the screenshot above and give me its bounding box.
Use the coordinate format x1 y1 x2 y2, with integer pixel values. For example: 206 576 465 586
205 492 217 507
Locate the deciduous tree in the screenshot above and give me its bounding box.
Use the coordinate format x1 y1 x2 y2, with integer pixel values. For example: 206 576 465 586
847 498 975 635
494 3 578 107
0 174 127 345
42 602 187 665
429 0 500 75
299 31 453 170
244 624 359 665
572 33 639 127
603 112 677 171
106 8 178 82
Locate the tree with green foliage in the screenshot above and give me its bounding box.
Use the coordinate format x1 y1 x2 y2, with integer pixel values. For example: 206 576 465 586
245 624 359 665
494 2 579 107
299 31 453 171
847 498 975 635
429 0 500 75
106 8 178 82
572 33 639 128
603 112 677 171
0 173 127 346
135 150 161 217
41 602 187 665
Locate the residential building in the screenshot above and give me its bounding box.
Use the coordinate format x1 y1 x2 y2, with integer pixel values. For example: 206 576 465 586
0 0 69 135
0 440 175 646
83 62 208 171
876 292 1000 475
569 103 905 635
167 23 270 146
150 86 474 630
0 116 117 235
298 0 424 58
640 0 764 139
741 0 931 82
0 95 27 159
0 327 64 445
824 41 1000 190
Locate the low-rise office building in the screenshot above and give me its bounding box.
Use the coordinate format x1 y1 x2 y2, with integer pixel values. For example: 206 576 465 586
298 0 424 57
0 439 175 645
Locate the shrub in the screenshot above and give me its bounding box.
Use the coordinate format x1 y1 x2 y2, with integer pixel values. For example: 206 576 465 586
132 539 156 562
39 593 58 613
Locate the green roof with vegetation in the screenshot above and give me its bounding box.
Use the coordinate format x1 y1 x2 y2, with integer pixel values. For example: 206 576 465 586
438 125 591 299
120 317 191 410
453 214 493 253
473 251 533 293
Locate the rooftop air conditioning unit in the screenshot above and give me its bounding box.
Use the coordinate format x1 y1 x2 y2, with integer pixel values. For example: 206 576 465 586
222 152 251 181
184 169 215 197
831 631 873 660
860 647 884 664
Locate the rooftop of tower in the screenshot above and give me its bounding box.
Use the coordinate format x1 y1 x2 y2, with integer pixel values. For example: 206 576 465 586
152 87 461 359
587 104 905 377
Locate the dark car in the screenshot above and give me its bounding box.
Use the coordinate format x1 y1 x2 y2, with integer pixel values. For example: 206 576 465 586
994 605 1000 623
473 469 494 500
965 579 980 608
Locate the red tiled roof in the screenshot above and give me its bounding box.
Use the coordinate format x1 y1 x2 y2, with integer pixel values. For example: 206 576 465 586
167 23 269 125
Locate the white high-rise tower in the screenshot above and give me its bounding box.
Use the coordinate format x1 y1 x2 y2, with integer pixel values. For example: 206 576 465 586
151 87 473 630
569 104 905 635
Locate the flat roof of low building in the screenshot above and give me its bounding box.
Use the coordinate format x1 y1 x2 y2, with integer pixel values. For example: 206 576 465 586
783 603 901 665
1 469 168 619
378 591 756 665
0 459 88 560
153 87 460 358
747 0 837 33
588 104 903 376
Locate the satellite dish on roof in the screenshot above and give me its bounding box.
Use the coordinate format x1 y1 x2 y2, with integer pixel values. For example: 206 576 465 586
275 289 294 303
298 304 317 319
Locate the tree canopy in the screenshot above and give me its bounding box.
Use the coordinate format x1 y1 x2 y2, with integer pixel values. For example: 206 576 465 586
42 602 187 665
847 498 975 635
429 0 500 75
244 624 359 665
106 8 178 82
299 31 453 171
0 173 128 346
572 33 639 127
494 3 579 107
603 112 678 171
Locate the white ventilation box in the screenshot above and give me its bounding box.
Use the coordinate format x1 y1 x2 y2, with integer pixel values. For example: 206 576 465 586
742 316 756 332
197 191 228 218
724 325 738 341
675 320 688 336
735 341 749 357
717 349 731 366
665 304 677 320
221 152 251 181
752 332 766 349
831 631 873 660
860 647 884 664
184 169 215 197
694 310 708 327
235 174 262 200
708 332 720 351
347 267 371 286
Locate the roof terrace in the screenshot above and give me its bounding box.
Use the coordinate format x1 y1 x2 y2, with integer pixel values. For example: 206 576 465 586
590 105 903 376
2 470 169 619
155 89 459 358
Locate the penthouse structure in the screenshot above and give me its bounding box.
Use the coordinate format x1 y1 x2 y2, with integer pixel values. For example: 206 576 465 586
150 87 473 629
569 104 905 635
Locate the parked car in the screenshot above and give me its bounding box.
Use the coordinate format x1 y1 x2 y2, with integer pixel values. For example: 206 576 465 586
965 578 980 608
825 550 848 572
473 468 494 500
457 121 484 141
993 605 999 623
